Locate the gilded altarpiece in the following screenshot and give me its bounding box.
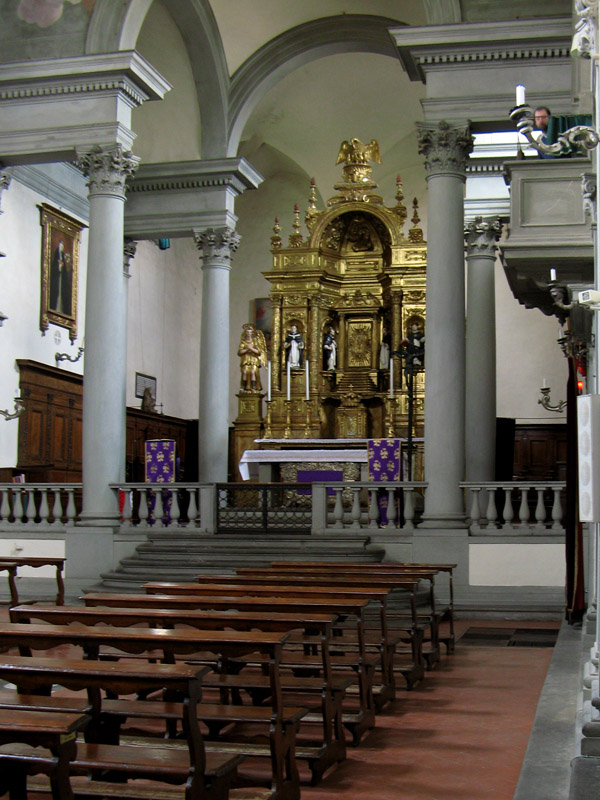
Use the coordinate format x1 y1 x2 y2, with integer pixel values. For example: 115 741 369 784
232 140 427 471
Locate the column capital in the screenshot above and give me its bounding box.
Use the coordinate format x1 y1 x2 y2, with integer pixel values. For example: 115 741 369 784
76 145 140 200
416 120 473 180
194 227 241 265
582 172 597 225
464 216 502 259
0 172 11 214
572 0 598 60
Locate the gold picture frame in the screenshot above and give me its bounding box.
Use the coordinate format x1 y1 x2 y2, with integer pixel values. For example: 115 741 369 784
39 203 86 343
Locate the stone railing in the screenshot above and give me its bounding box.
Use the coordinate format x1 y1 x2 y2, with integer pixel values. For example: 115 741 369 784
0 483 81 526
461 481 566 534
111 481 427 534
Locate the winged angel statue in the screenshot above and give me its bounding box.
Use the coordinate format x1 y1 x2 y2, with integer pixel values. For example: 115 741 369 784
238 323 267 392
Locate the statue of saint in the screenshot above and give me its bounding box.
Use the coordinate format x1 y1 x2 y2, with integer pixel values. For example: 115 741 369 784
284 324 304 369
323 327 337 371
238 323 267 392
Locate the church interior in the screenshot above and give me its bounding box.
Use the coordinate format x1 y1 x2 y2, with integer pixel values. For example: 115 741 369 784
0 0 599 797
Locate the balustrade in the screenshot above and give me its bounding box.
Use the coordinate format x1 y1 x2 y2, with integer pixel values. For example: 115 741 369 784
461 482 565 534
0 484 80 526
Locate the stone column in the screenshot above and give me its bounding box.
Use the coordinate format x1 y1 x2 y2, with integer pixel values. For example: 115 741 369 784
465 217 502 481
417 121 473 526
77 145 139 524
195 227 240 483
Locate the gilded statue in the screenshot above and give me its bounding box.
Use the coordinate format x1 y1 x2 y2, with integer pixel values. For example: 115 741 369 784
238 323 267 392
336 138 381 167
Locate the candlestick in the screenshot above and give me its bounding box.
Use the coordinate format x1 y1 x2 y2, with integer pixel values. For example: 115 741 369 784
267 360 271 402
389 356 394 399
305 360 309 400
286 359 291 401
516 84 525 106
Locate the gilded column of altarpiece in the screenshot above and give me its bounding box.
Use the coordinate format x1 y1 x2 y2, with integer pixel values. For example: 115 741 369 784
233 139 427 454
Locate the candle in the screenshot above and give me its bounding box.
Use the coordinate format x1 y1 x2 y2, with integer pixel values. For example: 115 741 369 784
516 84 526 106
542 377 547 389
286 359 291 401
389 357 394 399
267 360 271 402
550 268 557 282
305 360 310 400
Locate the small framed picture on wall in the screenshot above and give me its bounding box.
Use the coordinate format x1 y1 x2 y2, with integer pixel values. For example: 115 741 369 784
39 204 86 343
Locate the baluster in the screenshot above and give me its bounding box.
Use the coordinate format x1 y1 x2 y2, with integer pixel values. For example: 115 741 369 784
121 489 132 525
154 489 164 527
368 489 379 528
187 487 198 528
172 487 182 527
386 487 397 529
17 488 28 525
403 487 415 532
469 488 482 532
0 488 4 521
519 486 531 529
485 487 498 530
138 488 150 527
502 487 515 532
551 487 563 531
333 488 344 529
350 487 361 530
534 487 546 531
39 487 51 525
64 488 76 524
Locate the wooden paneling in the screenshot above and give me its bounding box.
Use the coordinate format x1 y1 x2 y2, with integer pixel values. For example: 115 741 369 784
10 360 194 483
513 424 567 481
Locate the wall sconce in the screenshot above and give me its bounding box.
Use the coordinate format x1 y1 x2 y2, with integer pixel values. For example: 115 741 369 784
55 346 84 366
539 386 567 413
510 84 599 157
0 397 25 421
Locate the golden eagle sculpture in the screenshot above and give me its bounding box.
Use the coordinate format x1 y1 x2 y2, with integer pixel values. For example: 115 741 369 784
336 138 381 166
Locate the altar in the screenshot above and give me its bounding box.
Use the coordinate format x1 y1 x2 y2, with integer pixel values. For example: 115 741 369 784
238 438 424 482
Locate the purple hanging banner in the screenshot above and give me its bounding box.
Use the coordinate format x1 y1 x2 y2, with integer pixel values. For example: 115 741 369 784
145 439 176 484
368 438 400 525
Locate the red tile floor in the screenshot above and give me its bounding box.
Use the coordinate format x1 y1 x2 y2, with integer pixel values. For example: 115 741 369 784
0 611 560 800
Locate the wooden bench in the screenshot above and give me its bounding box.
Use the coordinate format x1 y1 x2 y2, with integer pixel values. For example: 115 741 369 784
0 556 65 606
222 570 425 691
0 654 241 800
0 624 302 800
0 707 90 800
82 591 376 747
271 560 457 654
10 603 346 784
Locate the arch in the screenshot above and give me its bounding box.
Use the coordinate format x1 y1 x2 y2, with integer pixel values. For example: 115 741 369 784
227 14 407 157
87 0 230 159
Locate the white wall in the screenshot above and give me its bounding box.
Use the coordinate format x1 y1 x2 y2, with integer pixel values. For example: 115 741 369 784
0 177 88 469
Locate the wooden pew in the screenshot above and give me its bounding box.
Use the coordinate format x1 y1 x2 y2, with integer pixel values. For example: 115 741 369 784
0 624 301 800
82 592 376 747
0 556 65 606
0 654 241 800
0 707 90 800
10 603 346 784
271 560 457 654
226 570 425 689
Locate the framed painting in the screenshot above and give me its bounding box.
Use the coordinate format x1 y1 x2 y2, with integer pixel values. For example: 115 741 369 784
39 204 86 343
253 297 273 354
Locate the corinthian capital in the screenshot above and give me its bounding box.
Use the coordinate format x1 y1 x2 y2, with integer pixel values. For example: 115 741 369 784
416 121 473 179
76 145 140 199
194 227 241 263
464 216 502 258
572 0 597 59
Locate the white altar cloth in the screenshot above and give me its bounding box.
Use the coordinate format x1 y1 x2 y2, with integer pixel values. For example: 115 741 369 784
239 448 367 481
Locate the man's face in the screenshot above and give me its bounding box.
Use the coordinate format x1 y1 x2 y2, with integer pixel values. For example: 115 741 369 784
291 325 297 333
534 110 549 131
